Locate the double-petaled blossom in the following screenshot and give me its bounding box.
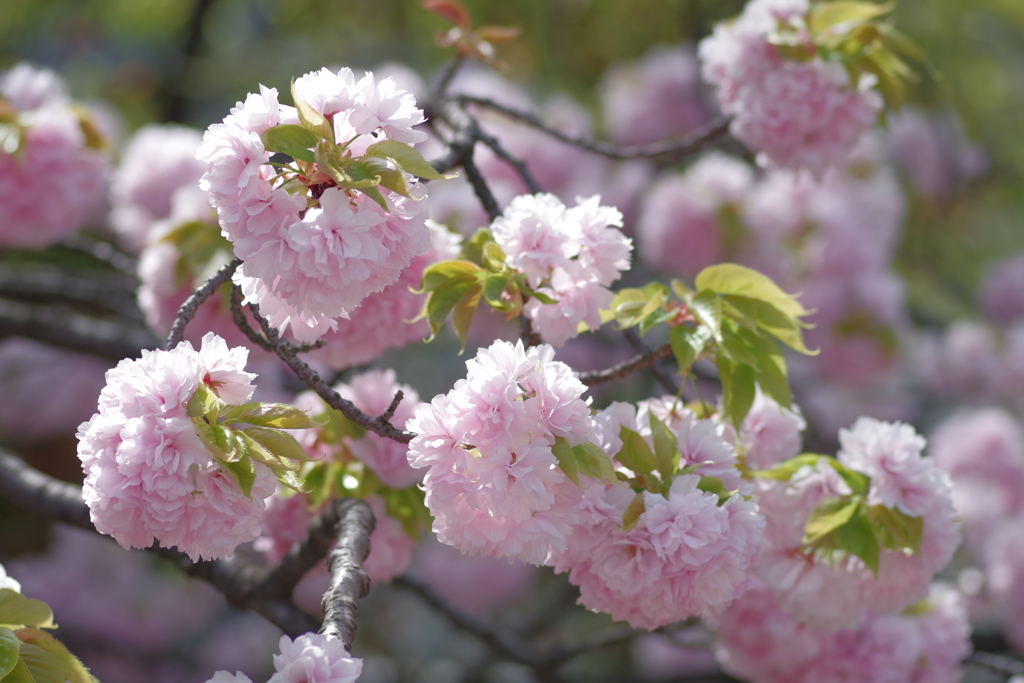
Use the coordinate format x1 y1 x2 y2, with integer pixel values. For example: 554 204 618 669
77 333 275 561
0 63 110 248
492 194 632 347
197 68 431 341
753 418 960 630
207 633 362 683
698 0 882 172
406 340 595 564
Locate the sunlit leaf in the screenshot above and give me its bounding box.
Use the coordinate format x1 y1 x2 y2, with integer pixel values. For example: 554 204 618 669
366 139 456 180
291 81 334 142
804 497 860 544
616 426 657 475
453 283 482 351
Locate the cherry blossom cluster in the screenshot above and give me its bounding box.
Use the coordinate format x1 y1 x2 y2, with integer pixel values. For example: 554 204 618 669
753 417 960 630
698 0 883 171
197 67 431 342
550 398 765 629
406 339 595 564
491 193 632 346
0 62 110 248
713 583 970 683
77 332 276 561
207 633 361 683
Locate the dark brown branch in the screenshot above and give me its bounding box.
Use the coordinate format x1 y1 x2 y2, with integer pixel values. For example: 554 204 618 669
0 299 159 359
319 498 375 649
247 302 415 443
159 0 219 123
380 390 404 423
965 651 1024 677
624 329 679 394
0 452 93 530
580 343 674 386
475 124 543 195
434 103 503 221
166 258 241 350
0 264 141 318
58 234 139 277
228 283 275 352
520 314 541 348
457 95 732 163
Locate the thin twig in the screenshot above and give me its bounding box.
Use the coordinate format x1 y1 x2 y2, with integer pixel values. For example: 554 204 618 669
166 258 241 350
475 124 543 194
580 343 674 386
319 498 375 649
247 301 415 443
623 329 679 394
227 284 326 354
457 95 732 163
380 390 404 423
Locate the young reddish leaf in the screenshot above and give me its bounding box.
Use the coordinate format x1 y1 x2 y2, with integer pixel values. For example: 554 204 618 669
421 0 472 28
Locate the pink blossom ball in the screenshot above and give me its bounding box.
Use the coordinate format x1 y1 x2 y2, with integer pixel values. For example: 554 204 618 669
77 333 275 561
0 63 110 248
699 0 882 172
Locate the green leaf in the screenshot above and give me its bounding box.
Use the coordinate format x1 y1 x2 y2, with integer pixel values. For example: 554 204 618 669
482 273 512 310
1 657 36 683
621 493 646 530
717 356 756 429
649 413 680 480
616 426 658 475
721 295 817 356
260 124 319 163
453 283 482 351
697 475 732 504
291 80 334 142
0 592 53 631
696 263 811 320
750 454 822 481
482 241 507 272
365 139 456 181
867 505 923 555
459 229 496 266
421 274 479 340
17 643 62 683
670 279 693 300
691 289 724 343
220 403 319 429
218 454 257 499
186 382 225 420
809 0 893 35
0 628 19 679
804 497 861 544
243 427 311 466
318 409 367 443
16 628 96 683
669 324 712 375
719 325 762 369
830 460 872 496
834 504 880 576
416 259 485 294
734 326 792 408
362 156 413 198
339 159 383 189
276 469 314 494
552 436 580 487
572 441 619 485
195 422 246 463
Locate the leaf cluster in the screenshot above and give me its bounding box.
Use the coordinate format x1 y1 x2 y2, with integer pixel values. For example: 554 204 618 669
0 589 96 683
186 383 321 497
753 454 924 575
609 263 816 428
413 229 555 350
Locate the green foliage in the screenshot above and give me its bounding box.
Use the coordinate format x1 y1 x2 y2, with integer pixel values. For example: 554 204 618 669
0 591 53 630
609 263 814 428
0 628 19 679
552 437 619 487
16 629 96 683
159 220 234 288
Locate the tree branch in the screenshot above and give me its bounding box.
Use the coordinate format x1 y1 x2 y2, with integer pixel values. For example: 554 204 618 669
165 258 240 350
0 299 158 360
247 301 415 443
623 329 679 394
0 264 141 318
580 343 674 386
319 498 375 650
456 95 732 163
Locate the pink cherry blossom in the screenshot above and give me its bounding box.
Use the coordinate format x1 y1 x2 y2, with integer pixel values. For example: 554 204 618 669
268 633 361 683
406 340 597 564
78 333 275 561
0 62 110 248
699 0 882 172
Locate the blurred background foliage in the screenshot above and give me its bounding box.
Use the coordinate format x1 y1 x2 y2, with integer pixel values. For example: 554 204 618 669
0 0 1020 324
